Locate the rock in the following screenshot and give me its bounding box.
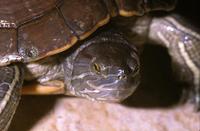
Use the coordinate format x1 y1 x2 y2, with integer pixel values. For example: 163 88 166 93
9 96 200 131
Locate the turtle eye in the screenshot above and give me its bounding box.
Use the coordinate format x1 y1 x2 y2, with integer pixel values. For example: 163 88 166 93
93 63 101 73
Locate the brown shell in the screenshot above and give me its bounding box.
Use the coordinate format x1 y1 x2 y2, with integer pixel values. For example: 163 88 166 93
0 0 141 66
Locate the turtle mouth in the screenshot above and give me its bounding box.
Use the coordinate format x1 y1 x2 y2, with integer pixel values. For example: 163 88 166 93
86 74 126 91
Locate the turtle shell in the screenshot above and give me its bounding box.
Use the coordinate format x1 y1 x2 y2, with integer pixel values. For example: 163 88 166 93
0 0 174 66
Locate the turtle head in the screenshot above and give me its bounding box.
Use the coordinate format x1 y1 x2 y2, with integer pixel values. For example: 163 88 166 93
66 32 140 102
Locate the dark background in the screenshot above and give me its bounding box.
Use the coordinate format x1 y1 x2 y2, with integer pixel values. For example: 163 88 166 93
176 0 199 28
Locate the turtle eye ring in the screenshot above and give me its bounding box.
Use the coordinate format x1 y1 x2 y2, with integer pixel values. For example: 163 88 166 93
93 63 101 73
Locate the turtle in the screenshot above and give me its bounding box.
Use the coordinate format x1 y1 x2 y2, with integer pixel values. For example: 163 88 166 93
0 0 200 130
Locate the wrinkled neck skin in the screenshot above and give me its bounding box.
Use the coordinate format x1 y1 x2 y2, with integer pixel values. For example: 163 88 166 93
24 55 64 84
61 48 80 96
24 47 82 89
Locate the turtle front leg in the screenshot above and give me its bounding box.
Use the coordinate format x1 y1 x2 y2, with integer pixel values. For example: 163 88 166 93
0 64 23 131
148 15 200 110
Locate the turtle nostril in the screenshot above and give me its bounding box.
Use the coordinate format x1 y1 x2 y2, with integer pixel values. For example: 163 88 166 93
117 74 126 80
117 69 126 80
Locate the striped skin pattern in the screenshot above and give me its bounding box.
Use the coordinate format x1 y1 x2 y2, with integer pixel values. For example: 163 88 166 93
149 16 200 110
0 65 23 131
